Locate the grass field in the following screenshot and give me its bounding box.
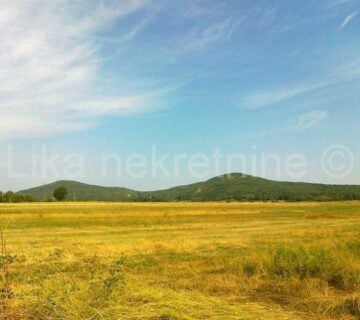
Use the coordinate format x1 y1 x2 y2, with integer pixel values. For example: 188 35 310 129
0 202 359 319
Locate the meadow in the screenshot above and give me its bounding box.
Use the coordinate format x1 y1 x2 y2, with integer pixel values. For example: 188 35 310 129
0 202 359 320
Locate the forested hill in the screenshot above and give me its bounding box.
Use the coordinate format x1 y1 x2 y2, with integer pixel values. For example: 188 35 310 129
16 173 360 202
18 180 138 202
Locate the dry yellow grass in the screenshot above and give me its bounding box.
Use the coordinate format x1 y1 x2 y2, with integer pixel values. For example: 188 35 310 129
0 201 359 319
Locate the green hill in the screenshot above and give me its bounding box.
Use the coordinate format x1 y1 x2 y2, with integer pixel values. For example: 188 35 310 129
150 173 360 201
18 173 360 202
19 180 138 202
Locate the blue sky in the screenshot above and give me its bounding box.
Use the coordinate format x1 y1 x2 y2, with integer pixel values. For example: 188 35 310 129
0 0 359 191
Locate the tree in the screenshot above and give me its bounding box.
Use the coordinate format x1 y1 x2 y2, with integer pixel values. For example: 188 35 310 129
24 195 34 202
3 191 14 203
13 194 24 203
53 186 68 201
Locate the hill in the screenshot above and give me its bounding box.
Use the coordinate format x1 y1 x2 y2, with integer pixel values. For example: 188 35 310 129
17 173 360 202
19 180 139 201
150 173 360 201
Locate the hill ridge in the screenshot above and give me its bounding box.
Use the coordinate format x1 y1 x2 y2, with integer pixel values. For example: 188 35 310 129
18 173 360 202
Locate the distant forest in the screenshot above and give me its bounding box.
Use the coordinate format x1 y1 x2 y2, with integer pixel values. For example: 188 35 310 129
5 173 360 203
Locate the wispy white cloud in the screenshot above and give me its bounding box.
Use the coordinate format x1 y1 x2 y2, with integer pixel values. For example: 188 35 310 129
294 110 328 131
171 18 240 56
121 11 158 41
230 110 328 140
239 57 360 110
0 0 165 139
239 83 323 110
331 0 356 6
179 1 225 19
339 11 358 29
221 109 329 140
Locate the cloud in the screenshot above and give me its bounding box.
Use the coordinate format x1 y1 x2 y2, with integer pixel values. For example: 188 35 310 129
0 115 92 138
240 110 329 137
339 11 358 29
239 58 360 110
331 0 356 6
239 83 323 110
179 1 225 19
121 11 157 41
0 0 163 140
171 19 239 55
294 110 328 131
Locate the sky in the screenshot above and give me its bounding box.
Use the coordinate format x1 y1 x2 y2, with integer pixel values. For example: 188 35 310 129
0 0 359 191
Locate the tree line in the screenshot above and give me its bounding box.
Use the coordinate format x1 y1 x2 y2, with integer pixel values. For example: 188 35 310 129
0 186 68 203
0 191 34 203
